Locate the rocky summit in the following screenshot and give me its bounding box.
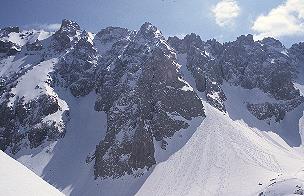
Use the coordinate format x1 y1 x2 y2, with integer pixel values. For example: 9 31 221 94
1 19 304 196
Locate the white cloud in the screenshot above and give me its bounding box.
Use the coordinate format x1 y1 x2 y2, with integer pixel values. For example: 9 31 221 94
41 23 61 31
170 33 187 39
252 0 304 40
22 23 61 32
211 0 241 27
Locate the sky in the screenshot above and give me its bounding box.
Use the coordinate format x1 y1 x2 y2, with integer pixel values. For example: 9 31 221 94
0 0 303 46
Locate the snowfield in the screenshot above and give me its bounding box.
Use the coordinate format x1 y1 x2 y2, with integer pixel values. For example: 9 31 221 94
0 150 63 196
258 178 304 196
136 100 304 196
8 58 59 105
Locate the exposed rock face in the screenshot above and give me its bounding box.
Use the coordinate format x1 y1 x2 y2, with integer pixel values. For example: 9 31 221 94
169 34 303 119
94 23 205 178
47 21 205 179
94 27 135 112
52 19 81 51
247 96 304 122
289 42 304 66
0 27 21 56
168 34 226 111
0 27 20 36
222 35 298 101
56 30 97 97
0 95 64 154
27 121 64 149
26 40 43 51
0 40 20 55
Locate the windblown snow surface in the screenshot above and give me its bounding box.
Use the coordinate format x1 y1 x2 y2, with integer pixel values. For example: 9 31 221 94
0 150 63 196
136 97 304 196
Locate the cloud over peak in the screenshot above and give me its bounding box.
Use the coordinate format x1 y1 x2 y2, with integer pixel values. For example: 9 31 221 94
252 0 304 40
22 23 61 32
211 0 241 27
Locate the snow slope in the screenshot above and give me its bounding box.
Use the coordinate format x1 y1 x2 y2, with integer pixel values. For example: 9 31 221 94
1 30 52 46
258 177 304 196
0 150 63 196
135 62 304 196
136 100 304 196
8 58 59 105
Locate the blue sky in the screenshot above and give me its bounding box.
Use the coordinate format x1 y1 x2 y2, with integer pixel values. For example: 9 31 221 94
1 0 303 46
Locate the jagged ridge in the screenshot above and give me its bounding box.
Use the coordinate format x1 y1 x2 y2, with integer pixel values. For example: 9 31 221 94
0 19 304 183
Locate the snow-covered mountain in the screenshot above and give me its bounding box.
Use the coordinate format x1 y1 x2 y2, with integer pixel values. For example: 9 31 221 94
0 150 63 196
1 19 304 196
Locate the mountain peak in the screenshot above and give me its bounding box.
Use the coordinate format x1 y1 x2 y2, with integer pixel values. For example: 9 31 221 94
95 26 131 43
260 37 284 49
61 19 80 29
235 34 254 45
138 22 162 39
184 33 204 47
57 19 80 36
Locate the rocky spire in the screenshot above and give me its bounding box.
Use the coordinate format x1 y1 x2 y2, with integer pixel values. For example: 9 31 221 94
58 19 81 36
137 22 163 39
52 19 81 51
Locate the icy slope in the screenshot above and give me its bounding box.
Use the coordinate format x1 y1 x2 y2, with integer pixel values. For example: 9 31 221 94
0 150 63 196
136 95 304 196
